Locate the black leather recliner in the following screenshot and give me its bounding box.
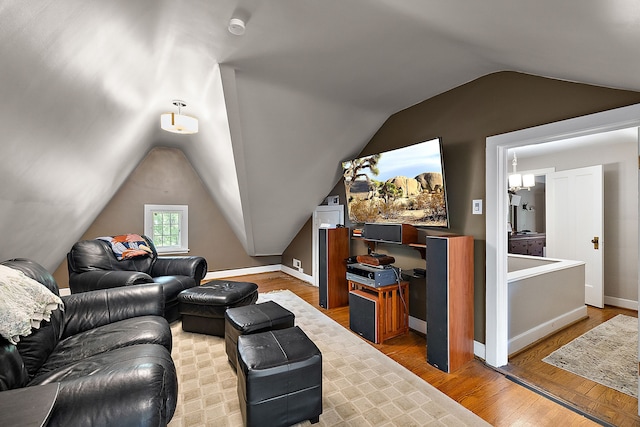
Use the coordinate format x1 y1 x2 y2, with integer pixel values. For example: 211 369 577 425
0 258 178 427
67 235 207 322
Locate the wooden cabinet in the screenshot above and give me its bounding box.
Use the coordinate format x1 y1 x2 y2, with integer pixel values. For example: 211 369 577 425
318 227 350 309
508 233 545 256
426 235 474 373
348 280 409 343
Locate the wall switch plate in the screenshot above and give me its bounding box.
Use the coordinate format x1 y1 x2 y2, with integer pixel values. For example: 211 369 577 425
472 199 483 215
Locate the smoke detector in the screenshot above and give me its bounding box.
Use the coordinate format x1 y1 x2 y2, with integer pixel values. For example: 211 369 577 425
228 18 246 36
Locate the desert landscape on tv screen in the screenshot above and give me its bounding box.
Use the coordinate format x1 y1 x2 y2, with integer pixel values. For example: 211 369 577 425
342 138 448 227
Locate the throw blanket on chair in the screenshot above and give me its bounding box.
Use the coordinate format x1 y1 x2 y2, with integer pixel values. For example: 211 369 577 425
97 234 153 261
0 265 64 344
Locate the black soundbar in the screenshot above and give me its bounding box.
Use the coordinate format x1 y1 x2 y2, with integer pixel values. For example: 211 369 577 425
362 223 418 244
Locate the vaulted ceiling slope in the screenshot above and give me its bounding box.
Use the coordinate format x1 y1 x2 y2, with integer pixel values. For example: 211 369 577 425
2 1 640 270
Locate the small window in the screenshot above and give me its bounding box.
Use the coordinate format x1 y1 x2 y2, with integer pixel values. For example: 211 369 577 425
144 204 189 254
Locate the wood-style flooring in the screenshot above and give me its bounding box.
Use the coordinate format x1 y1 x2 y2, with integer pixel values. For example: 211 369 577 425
219 271 637 426
503 305 639 427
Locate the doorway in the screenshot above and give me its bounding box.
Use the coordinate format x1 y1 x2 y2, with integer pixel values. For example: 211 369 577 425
485 103 640 369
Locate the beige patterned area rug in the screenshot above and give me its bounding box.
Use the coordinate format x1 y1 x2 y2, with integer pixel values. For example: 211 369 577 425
168 289 490 426
543 314 638 398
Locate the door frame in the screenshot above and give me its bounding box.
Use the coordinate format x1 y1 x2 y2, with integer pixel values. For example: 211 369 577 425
312 205 344 286
485 103 640 368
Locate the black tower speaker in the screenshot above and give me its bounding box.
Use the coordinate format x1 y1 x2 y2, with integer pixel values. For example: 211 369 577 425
425 235 474 373
349 290 378 343
426 237 449 371
318 227 349 309
318 228 329 308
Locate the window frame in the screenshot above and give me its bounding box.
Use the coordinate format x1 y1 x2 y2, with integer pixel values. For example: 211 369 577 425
144 204 189 254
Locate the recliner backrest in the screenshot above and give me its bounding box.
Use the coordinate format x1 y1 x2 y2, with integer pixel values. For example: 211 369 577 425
0 337 28 390
67 235 157 275
0 259 64 380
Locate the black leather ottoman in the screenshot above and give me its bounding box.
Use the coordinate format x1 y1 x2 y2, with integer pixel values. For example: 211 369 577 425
178 280 258 336
225 301 295 369
237 326 322 427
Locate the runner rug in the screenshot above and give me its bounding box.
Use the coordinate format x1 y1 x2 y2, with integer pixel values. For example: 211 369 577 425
168 289 490 426
542 314 638 398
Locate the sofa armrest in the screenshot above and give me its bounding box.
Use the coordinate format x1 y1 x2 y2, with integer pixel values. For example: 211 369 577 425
69 270 154 294
61 284 164 338
151 256 207 285
38 345 177 427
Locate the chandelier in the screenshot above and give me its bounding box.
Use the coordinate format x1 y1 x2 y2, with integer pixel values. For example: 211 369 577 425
508 153 535 192
160 100 198 134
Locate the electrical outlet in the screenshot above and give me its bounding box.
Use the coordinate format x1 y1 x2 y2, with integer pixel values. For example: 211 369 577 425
293 258 301 269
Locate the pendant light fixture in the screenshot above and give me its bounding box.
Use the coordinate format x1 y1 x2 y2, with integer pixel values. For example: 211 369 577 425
160 100 198 134
508 153 535 192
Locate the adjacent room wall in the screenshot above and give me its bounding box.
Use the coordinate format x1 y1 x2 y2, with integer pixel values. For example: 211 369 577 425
53 147 280 287
517 130 638 304
284 71 640 343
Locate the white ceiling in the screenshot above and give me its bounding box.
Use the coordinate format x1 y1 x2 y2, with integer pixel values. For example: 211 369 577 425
2 1 640 268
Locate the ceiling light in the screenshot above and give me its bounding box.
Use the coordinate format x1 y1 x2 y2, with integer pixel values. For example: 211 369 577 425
228 18 246 35
160 100 198 134
508 153 535 192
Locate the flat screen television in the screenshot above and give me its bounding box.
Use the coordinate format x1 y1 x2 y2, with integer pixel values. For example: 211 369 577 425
342 137 449 228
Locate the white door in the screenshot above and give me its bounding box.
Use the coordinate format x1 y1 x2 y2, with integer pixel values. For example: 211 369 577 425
312 205 344 286
546 165 604 307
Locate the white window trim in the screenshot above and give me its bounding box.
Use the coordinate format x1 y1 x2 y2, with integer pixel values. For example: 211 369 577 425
144 204 189 254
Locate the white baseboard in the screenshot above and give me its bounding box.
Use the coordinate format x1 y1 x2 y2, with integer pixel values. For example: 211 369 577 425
204 264 314 286
204 264 281 280
280 265 314 285
474 341 486 360
508 305 588 355
409 316 426 335
604 295 638 311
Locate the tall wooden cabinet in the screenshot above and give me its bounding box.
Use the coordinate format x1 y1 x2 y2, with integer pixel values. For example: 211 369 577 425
318 227 350 309
426 235 474 373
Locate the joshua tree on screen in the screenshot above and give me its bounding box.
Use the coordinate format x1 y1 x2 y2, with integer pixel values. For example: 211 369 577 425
342 154 381 202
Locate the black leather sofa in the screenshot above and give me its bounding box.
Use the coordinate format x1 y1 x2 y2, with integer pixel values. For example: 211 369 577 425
67 235 207 322
0 259 178 427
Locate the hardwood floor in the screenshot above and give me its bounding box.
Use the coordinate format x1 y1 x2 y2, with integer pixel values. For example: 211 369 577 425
503 305 639 427
220 271 614 426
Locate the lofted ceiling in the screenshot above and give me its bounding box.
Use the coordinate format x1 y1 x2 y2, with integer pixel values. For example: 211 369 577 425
2 1 640 270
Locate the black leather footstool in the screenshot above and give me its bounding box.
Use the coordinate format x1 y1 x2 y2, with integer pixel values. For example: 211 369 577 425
225 301 295 369
178 280 258 336
237 326 322 427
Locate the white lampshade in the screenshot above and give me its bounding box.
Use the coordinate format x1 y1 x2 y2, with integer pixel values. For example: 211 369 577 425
160 112 198 134
522 174 536 188
508 173 522 189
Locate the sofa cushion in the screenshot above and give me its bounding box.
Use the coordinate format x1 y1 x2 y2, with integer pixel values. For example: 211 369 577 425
28 344 177 427
36 316 172 376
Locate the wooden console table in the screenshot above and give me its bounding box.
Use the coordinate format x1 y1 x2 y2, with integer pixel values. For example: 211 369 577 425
348 280 409 343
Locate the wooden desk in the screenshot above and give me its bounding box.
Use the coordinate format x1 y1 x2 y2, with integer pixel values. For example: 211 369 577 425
0 382 59 427
348 280 409 343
